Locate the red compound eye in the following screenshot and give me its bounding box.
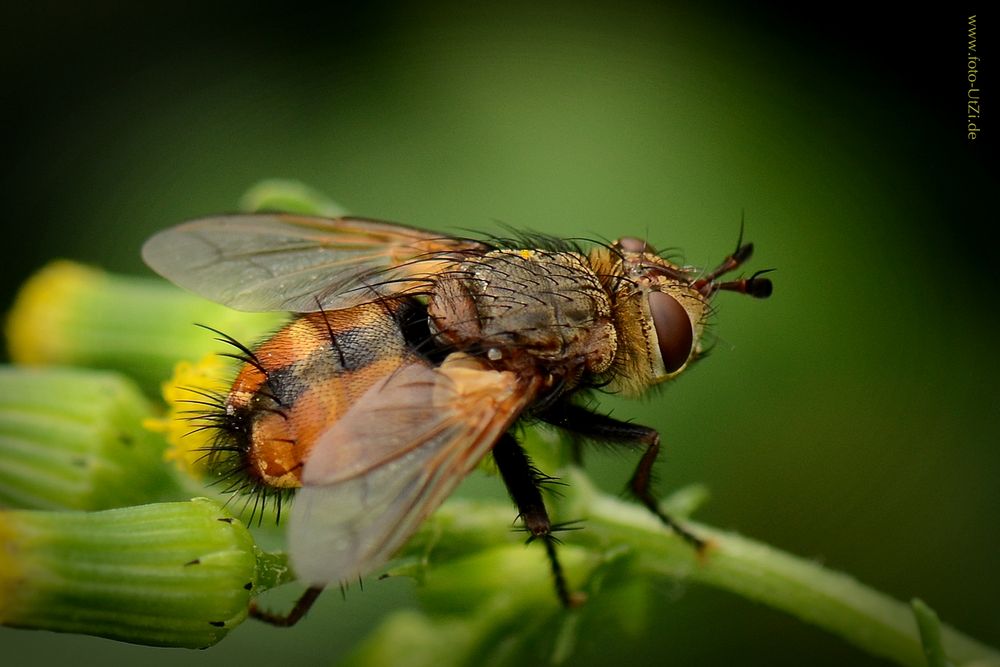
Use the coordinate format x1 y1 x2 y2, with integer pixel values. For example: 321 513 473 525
648 291 693 373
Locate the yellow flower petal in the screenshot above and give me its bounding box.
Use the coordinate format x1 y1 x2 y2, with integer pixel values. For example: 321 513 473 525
149 355 234 478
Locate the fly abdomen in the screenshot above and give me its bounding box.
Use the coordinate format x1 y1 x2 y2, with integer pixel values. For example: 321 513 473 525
219 298 424 489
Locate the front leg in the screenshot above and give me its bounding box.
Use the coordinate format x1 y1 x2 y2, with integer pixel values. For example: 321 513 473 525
539 402 706 551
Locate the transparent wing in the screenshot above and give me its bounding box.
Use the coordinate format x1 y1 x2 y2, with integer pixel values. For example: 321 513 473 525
288 354 538 586
141 214 487 312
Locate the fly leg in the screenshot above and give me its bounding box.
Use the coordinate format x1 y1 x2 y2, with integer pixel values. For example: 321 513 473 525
492 433 583 607
249 586 324 627
540 403 706 552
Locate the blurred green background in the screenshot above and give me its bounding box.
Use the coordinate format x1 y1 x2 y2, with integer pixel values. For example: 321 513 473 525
2 2 996 665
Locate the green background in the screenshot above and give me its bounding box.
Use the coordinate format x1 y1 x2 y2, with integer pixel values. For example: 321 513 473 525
2 3 996 665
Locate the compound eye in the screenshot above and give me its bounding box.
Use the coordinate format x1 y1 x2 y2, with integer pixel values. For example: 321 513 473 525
648 291 693 374
615 237 656 254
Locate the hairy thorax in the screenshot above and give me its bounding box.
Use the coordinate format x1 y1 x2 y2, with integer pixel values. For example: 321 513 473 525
427 248 618 384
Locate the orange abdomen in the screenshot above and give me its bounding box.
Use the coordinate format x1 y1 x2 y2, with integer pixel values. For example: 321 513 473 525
221 298 425 488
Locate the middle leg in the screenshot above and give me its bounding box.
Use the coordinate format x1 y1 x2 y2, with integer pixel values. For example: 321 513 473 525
492 432 582 607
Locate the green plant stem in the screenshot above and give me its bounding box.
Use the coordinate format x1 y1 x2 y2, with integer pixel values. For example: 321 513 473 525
389 472 998 667
562 470 999 667
912 599 950 667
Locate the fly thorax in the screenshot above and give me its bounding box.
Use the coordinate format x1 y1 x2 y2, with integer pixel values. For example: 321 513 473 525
428 248 617 375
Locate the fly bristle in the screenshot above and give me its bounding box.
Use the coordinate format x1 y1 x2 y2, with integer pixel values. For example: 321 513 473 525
171 327 295 527
196 324 267 367
205 431 295 527
485 227 586 255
